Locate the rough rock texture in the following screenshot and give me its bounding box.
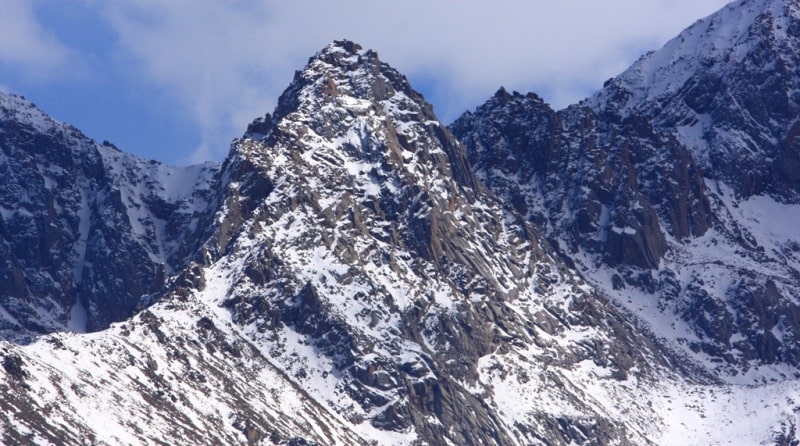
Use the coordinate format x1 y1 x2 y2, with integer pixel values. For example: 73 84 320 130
452 89 712 270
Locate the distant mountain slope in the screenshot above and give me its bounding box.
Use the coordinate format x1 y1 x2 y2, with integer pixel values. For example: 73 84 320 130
0 92 218 337
452 0 800 381
590 0 800 201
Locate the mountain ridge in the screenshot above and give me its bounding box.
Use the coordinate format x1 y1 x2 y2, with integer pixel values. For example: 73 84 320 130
452 0 800 382
2 2 800 444
0 89 221 336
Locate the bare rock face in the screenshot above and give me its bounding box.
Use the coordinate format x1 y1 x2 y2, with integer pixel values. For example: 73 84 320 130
451 91 711 270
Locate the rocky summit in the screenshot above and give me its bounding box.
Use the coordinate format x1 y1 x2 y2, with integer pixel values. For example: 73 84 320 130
2 1 800 445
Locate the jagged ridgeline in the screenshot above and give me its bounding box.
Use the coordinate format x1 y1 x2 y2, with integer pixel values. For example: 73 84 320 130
453 0 800 377
1 0 800 444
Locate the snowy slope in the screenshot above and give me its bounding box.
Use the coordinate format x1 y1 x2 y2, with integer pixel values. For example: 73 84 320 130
587 0 790 115
0 285 365 445
99 148 218 272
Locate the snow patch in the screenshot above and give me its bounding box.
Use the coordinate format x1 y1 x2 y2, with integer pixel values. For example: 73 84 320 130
67 299 87 333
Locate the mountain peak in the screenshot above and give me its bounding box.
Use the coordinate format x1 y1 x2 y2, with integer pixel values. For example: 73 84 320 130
0 90 62 135
236 39 479 203
266 40 428 122
306 39 378 79
313 39 372 66
589 0 800 115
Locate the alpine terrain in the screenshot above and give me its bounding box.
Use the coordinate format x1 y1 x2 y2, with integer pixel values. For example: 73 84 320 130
1 0 800 444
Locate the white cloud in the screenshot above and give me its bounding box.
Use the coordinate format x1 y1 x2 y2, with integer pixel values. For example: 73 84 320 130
94 0 732 161
0 0 75 79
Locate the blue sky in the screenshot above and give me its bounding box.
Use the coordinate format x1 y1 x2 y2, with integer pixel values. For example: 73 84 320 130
1 0 731 165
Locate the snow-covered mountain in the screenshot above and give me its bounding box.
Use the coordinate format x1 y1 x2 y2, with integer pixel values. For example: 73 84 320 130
3 0 800 444
590 0 800 201
452 0 800 382
2 42 677 445
0 92 218 337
